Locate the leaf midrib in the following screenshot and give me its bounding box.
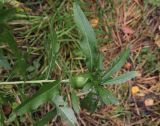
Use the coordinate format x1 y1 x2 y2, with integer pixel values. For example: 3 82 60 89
75 5 94 71
102 49 130 80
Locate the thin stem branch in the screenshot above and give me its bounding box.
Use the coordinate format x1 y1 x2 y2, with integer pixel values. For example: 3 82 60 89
0 79 69 85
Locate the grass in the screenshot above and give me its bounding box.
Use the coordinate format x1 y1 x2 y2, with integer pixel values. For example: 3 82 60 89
0 0 160 126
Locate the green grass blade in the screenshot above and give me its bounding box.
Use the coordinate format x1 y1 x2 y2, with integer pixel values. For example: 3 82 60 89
0 109 5 126
53 96 78 126
34 109 57 126
45 17 59 79
102 48 130 82
13 81 60 116
73 3 98 71
103 71 138 85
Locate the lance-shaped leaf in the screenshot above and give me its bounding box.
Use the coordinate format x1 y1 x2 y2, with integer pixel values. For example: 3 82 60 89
71 90 80 113
45 17 59 79
13 81 60 116
53 96 78 126
34 109 57 126
102 48 130 82
73 3 98 71
96 86 118 104
102 71 138 85
0 25 27 77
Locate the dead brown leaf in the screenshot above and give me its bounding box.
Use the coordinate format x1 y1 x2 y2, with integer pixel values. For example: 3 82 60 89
122 26 134 34
144 98 154 106
90 18 99 28
154 34 160 48
132 86 140 95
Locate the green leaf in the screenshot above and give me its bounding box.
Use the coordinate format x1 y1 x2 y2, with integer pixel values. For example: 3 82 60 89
0 0 4 4
73 3 98 71
53 96 78 126
102 71 138 85
71 90 80 113
46 17 59 79
96 86 118 104
0 25 27 77
0 8 16 23
102 48 130 82
80 93 98 113
34 109 57 126
13 81 60 116
0 109 5 126
0 49 11 70
97 53 104 71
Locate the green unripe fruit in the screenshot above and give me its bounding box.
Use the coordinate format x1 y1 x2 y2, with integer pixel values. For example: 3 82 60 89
71 74 89 89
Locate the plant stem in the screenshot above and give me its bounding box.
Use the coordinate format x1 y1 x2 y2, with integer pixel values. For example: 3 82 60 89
0 79 69 85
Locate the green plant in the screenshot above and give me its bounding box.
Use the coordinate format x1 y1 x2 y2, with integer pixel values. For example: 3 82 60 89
0 2 138 126
138 47 160 74
144 0 160 7
0 3 27 78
